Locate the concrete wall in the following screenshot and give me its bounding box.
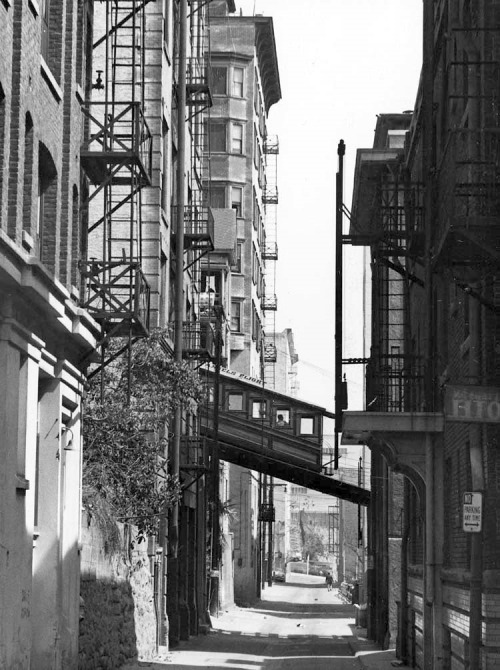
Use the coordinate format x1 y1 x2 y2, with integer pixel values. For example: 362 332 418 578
79 514 157 669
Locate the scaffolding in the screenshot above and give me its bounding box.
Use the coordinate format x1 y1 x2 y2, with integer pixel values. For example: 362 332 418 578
262 135 279 388
80 1 152 376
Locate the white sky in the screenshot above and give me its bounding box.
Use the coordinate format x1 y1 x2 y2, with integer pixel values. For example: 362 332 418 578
236 0 423 409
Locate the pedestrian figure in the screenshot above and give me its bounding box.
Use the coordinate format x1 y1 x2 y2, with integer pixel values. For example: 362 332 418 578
276 413 288 427
325 572 333 592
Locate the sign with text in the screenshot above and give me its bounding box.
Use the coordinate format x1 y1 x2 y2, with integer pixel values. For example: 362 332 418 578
463 492 482 533
445 385 500 424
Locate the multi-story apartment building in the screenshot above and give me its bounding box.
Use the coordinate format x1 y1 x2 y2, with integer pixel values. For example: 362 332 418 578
1 0 240 663
0 1 98 666
207 1 281 603
342 1 500 667
83 0 242 650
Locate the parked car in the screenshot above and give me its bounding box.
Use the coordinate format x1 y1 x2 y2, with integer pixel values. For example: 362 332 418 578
272 569 286 582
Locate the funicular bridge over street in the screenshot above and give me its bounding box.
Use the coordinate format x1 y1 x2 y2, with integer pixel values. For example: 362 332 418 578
200 369 370 506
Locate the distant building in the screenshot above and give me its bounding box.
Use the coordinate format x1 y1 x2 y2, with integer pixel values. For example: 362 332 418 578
207 0 281 604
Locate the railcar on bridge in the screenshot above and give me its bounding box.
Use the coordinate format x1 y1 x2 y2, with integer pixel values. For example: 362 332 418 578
200 368 370 506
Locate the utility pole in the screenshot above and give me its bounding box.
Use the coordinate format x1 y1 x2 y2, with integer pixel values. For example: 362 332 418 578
168 0 187 645
334 140 345 470
210 310 223 615
267 477 274 586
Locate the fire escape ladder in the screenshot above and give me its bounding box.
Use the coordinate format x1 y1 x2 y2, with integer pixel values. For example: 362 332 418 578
176 1 216 363
262 135 279 388
80 0 152 362
368 169 424 414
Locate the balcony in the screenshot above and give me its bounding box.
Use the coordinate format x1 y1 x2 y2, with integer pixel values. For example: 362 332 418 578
199 292 224 321
261 295 277 311
264 341 277 363
81 102 152 186
262 186 278 205
172 205 214 252
262 242 278 261
182 321 215 360
366 354 425 413
186 58 212 110
79 261 150 337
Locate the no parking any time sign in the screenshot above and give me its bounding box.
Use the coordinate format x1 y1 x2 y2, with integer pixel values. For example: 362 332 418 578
463 492 482 533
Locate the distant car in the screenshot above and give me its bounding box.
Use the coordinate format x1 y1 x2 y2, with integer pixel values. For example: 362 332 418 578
272 569 286 582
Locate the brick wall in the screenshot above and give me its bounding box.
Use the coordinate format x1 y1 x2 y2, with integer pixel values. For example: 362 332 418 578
79 513 157 669
1 0 85 291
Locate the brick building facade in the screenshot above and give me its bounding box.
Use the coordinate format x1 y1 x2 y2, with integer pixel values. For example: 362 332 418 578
343 1 500 667
0 1 98 667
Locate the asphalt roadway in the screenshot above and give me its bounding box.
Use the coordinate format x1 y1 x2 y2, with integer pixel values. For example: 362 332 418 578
121 573 409 670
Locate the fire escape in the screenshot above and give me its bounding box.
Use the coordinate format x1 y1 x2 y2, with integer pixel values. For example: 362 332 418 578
173 0 216 362
431 14 500 297
175 0 218 498
80 1 152 377
341 143 425 416
262 135 279 388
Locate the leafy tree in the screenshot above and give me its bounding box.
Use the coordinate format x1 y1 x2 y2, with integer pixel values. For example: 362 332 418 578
82 329 205 539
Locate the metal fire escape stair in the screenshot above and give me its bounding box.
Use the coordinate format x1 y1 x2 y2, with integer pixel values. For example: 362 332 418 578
80 1 152 360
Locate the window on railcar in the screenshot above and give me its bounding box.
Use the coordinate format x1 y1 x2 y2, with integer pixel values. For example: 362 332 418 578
299 417 315 435
228 393 244 411
275 409 290 427
251 400 267 419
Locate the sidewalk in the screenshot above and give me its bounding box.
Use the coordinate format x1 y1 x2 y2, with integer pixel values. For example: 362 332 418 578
348 627 409 670
120 605 410 670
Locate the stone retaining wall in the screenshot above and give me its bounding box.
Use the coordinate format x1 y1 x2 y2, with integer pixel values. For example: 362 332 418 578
79 513 157 669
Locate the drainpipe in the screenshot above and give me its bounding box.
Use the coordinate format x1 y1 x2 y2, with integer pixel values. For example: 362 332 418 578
469 288 484 670
169 0 187 645
422 0 436 666
399 479 411 663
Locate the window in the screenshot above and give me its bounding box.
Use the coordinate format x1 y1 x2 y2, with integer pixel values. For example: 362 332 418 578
209 186 225 209
231 301 241 332
161 119 169 212
232 241 243 273
209 122 227 152
40 0 50 61
300 417 314 435
232 67 244 97
210 67 227 95
70 185 79 286
37 143 57 266
231 123 244 154
251 303 262 349
231 186 243 217
23 114 34 233
163 0 170 48
40 0 63 81
275 410 290 427
251 400 266 419
228 393 243 411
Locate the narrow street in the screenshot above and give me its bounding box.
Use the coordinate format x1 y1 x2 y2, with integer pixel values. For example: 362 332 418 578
122 573 406 670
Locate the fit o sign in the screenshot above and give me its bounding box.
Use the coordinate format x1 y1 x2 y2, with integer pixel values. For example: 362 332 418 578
463 492 482 533
445 385 500 424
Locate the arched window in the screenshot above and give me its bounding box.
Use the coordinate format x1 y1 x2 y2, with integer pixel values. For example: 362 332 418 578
37 143 57 267
40 0 63 82
71 185 80 287
23 113 35 234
